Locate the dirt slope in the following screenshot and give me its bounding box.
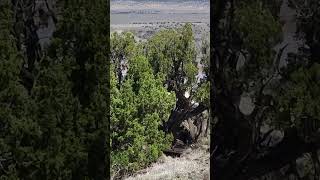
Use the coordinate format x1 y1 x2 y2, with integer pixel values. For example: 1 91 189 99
125 139 209 180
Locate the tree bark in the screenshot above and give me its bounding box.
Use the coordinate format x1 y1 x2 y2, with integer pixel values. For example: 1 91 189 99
210 1 320 179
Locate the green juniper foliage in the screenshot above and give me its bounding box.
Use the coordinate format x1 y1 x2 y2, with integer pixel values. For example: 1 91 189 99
110 58 175 173
110 41 175 175
211 0 320 179
110 24 210 177
0 0 109 179
146 23 198 92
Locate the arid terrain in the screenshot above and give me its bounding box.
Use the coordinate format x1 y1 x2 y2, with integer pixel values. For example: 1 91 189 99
124 137 210 180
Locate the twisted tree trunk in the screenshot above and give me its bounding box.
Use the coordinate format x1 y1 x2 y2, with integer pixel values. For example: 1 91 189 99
210 1 320 179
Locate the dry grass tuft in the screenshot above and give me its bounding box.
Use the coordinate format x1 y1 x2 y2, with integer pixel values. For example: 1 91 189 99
125 137 209 180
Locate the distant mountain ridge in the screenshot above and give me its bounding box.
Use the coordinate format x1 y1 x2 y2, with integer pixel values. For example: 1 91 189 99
111 0 209 14
111 0 208 2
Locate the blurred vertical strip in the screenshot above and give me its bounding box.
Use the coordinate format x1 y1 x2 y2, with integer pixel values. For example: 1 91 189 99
210 0 214 178
107 0 111 179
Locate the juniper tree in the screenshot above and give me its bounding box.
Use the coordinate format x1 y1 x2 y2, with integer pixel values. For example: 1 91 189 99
110 54 175 177
211 0 320 179
0 0 110 179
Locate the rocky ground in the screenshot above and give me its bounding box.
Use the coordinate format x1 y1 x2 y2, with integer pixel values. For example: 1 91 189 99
124 137 210 180
111 22 209 49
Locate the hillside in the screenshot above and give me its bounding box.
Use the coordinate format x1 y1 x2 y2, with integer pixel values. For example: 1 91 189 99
124 137 209 180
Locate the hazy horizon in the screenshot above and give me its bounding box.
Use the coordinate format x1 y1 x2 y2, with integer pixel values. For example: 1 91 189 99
111 0 209 25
